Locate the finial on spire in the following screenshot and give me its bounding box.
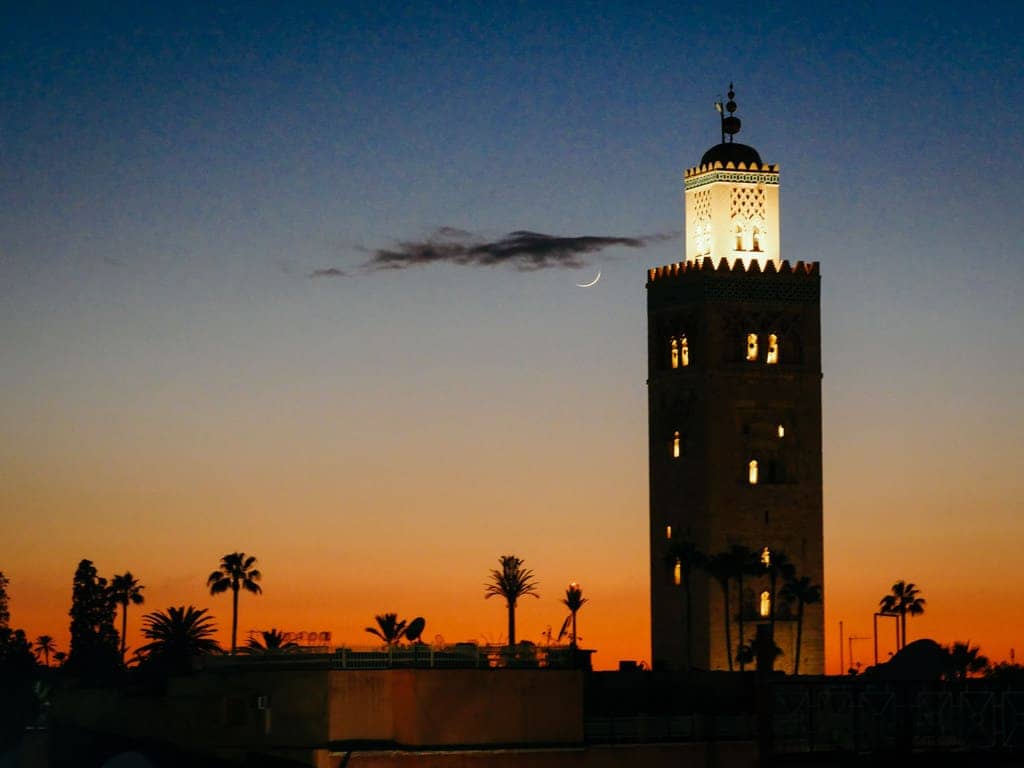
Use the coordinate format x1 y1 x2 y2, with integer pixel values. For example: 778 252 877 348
721 82 741 143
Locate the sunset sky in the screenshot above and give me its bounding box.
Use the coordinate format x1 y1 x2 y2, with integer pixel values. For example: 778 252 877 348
3 2 1022 672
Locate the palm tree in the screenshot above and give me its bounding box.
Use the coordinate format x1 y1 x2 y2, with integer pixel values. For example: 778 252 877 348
762 550 795 640
365 613 408 647
878 580 926 650
137 605 220 673
665 538 705 669
244 629 299 655
207 552 262 655
946 641 989 681
53 651 67 667
725 545 760 671
484 555 540 647
779 575 822 674
557 582 588 651
705 553 735 671
109 572 145 663
34 635 56 667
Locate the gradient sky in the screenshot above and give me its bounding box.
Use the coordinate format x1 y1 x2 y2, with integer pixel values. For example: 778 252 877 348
3 1 1022 671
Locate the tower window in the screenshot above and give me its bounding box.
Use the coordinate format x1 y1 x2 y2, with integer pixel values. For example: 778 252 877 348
670 337 679 369
735 225 744 251
672 431 681 458
748 459 759 485
752 227 762 252
777 424 785 438
673 559 682 586
666 525 672 540
680 336 689 367
759 590 771 618
746 334 758 361
766 334 779 365
760 546 771 567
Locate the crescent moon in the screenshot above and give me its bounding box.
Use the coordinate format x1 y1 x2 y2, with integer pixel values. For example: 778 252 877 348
575 270 601 288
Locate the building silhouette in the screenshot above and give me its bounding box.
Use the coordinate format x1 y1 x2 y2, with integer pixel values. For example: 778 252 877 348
647 87 824 673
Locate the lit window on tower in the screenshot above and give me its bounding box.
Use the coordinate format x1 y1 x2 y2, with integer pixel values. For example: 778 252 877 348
666 525 672 540
766 334 779 364
672 432 681 458
761 546 771 566
752 227 762 252
759 590 771 617
748 459 759 485
777 424 785 438
673 560 682 586
735 225 744 251
680 336 689 367
670 337 679 369
746 334 758 361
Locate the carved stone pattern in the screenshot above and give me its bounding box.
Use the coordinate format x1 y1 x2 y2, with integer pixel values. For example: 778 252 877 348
684 171 780 190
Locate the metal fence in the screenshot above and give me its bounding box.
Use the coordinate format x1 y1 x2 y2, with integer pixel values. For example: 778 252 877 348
771 680 1024 754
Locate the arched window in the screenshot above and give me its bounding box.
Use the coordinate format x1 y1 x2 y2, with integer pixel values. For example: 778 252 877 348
670 337 679 369
672 431 681 458
735 224 744 251
752 227 762 252
666 525 672 540
759 590 771 618
748 459 759 485
680 335 689 367
673 560 682 586
766 334 779 364
746 333 758 361
760 546 771 567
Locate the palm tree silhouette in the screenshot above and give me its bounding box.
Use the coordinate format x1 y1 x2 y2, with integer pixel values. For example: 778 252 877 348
34 635 56 667
779 574 822 674
878 580 926 650
557 582 588 651
244 629 299 655
946 641 989 681
365 613 408 647
137 605 220 672
725 545 760 671
762 550 795 640
666 538 705 669
484 555 540 648
705 553 735 671
110 572 145 663
207 552 262 655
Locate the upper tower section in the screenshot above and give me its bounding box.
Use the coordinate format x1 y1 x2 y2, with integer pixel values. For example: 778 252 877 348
684 85 781 270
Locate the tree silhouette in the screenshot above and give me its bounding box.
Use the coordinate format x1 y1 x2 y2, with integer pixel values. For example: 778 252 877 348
484 555 540 647
67 559 120 678
779 574 822 674
878 580 926 650
666 538 705 669
109 572 145 664
365 613 408 647
244 629 298 655
557 582 588 651
725 545 760 671
946 641 989 681
705 553 735 671
0 571 9 628
34 635 56 667
762 549 795 640
207 552 262 655
137 606 220 674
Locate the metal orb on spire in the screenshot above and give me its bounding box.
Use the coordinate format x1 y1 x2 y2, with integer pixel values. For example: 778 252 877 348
721 82 741 142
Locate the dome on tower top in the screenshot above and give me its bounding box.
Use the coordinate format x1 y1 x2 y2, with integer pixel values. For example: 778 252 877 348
700 142 762 167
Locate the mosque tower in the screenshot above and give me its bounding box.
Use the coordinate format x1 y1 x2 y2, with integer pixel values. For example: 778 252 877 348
646 86 824 673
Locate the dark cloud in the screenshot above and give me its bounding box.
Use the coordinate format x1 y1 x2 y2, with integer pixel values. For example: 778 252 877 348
308 267 349 279
363 229 676 272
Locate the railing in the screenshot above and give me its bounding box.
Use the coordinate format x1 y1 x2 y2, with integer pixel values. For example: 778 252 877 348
205 644 592 671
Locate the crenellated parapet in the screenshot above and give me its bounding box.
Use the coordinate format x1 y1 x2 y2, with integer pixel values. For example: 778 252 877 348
648 257 818 285
684 161 779 191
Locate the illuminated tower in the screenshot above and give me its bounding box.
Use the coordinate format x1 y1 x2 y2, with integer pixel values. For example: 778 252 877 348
647 86 824 673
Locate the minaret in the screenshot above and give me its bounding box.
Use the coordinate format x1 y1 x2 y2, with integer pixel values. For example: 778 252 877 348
647 86 824 674
685 84 781 270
